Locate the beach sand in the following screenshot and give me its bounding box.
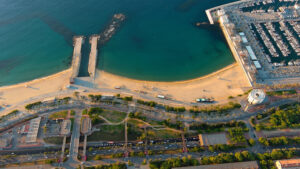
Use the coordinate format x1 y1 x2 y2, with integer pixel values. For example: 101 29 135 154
0 69 72 108
0 62 251 116
95 63 252 104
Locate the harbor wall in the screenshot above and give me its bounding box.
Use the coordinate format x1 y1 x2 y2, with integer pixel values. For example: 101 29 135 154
219 21 254 87
205 0 255 25
205 10 215 24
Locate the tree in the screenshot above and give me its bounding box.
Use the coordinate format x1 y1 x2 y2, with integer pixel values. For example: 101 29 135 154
138 151 145 157
241 151 254 160
259 137 269 146
260 160 268 169
271 149 284 160
223 153 234 163
248 139 256 146
235 152 244 162
43 126 47 133
208 146 214 152
142 159 147 165
256 153 266 160
128 160 134 166
94 155 102 160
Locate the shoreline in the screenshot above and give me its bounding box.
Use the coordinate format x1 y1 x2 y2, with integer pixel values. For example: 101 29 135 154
97 63 237 85
0 62 236 89
95 62 251 104
0 69 72 90
0 69 72 108
0 61 251 109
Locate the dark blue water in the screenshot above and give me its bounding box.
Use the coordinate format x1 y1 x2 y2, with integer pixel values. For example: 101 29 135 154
0 0 236 86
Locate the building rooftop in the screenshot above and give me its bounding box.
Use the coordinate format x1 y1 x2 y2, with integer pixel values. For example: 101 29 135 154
198 132 228 146
173 161 259 169
60 119 71 135
276 159 300 168
25 117 41 143
81 117 92 134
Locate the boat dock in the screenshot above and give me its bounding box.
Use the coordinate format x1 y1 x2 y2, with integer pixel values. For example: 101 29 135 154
88 35 100 79
70 36 84 83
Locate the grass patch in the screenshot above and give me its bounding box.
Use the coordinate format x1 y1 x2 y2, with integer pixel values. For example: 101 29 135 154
101 110 126 123
127 119 180 140
70 110 75 116
0 110 19 122
266 89 297 96
44 137 64 145
128 119 147 127
49 111 68 119
88 125 125 141
70 118 74 130
88 108 126 123
147 128 180 140
190 102 241 114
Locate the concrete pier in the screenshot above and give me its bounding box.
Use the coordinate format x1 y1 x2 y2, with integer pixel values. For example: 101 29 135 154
88 35 100 79
70 36 84 83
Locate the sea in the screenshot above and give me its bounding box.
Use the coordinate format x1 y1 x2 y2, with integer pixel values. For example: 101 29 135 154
0 0 237 86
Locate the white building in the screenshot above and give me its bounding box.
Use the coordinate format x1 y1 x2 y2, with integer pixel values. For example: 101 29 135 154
248 89 266 105
26 117 41 143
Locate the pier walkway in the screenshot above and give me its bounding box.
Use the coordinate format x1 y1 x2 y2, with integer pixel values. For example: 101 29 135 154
88 35 100 79
70 36 84 83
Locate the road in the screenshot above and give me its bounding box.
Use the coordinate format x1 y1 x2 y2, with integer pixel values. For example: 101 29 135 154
64 109 82 168
1 79 298 131
82 134 87 161
60 136 67 162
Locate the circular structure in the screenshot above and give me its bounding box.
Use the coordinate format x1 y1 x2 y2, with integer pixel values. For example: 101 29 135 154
295 4 299 10
247 89 266 105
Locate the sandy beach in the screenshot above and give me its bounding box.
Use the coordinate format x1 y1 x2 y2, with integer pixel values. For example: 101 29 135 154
95 63 252 104
0 69 72 108
0 61 251 116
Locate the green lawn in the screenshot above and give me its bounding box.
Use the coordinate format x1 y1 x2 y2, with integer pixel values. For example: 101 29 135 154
148 128 180 140
88 108 126 123
128 119 147 127
44 137 64 145
100 110 126 123
127 119 180 140
87 117 181 142
49 111 68 119
88 125 125 141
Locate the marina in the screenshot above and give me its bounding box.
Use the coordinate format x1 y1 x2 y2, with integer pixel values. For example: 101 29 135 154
206 0 300 85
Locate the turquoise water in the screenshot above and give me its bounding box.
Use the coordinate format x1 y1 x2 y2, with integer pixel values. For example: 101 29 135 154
0 0 235 86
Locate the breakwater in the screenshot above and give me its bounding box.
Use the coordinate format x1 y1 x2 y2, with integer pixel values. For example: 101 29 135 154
88 35 100 78
98 13 125 46
70 36 84 83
